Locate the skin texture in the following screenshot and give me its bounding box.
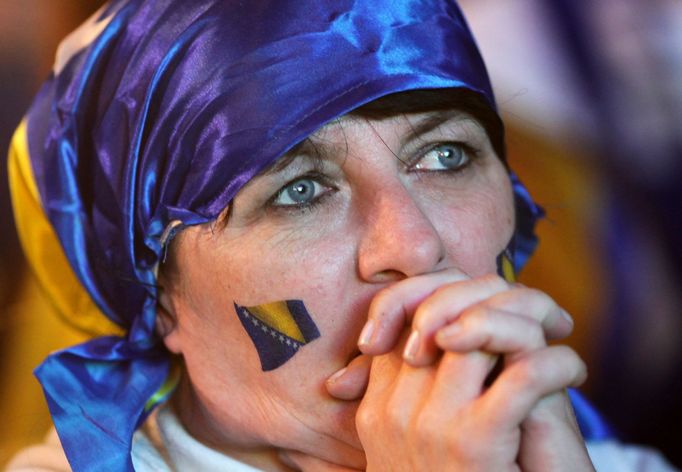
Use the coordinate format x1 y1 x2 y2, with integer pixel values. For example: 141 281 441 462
157 108 594 471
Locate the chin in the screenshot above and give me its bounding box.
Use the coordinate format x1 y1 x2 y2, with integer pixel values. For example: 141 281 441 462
319 399 362 449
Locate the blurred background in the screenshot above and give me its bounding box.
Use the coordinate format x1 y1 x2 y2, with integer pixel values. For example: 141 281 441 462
0 0 680 468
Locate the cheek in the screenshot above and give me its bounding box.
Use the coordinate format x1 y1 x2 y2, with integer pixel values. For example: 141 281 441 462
228 228 354 302
433 179 514 277
243 232 366 351
183 225 363 357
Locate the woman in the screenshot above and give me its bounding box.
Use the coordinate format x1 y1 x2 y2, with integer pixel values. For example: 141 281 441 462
6 0 676 471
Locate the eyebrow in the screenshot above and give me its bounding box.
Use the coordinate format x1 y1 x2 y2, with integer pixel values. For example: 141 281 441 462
401 110 465 145
262 110 468 176
261 142 308 175
261 137 331 176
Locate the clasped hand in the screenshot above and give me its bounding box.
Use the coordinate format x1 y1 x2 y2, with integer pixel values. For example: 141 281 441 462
285 269 596 471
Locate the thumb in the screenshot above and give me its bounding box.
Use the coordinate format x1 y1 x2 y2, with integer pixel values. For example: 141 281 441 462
325 354 372 400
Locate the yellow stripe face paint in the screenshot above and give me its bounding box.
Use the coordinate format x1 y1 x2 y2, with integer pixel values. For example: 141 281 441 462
234 300 320 371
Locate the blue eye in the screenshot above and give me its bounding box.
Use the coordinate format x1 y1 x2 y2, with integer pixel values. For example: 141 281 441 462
274 177 329 207
414 143 469 171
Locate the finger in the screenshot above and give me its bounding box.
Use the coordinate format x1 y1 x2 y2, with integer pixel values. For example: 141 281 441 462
518 392 595 471
426 350 498 409
523 390 584 440
411 283 574 366
435 308 546 354
377 360 436 437
326 354 372 400
358 330 436 438
474 346 587 433
362 328 410 399
279 450 365 472
477 286 574 340
358 268 469 355
405 274 510 366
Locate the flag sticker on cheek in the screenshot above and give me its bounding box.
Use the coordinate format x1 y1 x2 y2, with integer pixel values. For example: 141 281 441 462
233 300 321 371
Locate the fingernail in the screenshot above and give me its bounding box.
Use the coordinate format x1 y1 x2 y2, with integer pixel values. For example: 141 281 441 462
403 330 420 361
358 319 376 347
327 367 347 385
560 309 574 326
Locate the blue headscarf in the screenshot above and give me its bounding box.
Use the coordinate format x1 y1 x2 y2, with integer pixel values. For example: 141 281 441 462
8 0 565 470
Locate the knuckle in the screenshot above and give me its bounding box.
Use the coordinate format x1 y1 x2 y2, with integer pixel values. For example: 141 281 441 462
457 305 487 334
384 397 410 433
449 427 484 463
552 344 581 363
412 408 485 461
549 345 588 386
356 402 381 431
527 288 561 316
508 346 588 389
526 320 546 346
460 304 498 333
555 345 587 372
508 356 545 388
412 410 440 444
413 283 460 328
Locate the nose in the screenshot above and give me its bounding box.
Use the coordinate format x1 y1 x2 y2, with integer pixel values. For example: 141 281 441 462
357 182 446 283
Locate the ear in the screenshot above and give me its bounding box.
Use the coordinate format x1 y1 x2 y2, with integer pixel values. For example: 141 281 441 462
156 285 183 354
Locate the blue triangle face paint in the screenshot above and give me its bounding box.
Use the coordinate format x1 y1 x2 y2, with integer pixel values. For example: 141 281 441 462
234 300 321 371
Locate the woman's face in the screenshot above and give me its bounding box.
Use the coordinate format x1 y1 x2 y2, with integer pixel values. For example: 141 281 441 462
160 105 515 466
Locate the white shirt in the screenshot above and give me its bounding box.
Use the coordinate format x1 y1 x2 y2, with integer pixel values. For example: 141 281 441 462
6 404 679 471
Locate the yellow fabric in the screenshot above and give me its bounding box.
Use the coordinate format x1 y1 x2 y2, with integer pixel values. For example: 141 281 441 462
1 122 174 466
247 301 306 343
7 120 122 337
0 271 89 468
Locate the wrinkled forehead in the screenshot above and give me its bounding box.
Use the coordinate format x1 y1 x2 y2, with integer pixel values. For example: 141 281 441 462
266 88 504 172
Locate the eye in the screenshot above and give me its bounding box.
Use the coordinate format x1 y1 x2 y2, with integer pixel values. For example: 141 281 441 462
413 143 469 171
273 176 331 207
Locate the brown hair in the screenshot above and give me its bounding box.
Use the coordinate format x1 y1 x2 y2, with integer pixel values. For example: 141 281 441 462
352 88 506 164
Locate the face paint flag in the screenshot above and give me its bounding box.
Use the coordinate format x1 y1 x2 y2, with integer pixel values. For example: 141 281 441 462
234 300 320 371
496 248 516 283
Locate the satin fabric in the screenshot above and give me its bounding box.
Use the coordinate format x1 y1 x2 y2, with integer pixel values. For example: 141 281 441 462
9 0 605 470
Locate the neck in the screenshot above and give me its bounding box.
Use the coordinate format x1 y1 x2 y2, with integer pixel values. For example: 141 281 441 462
171 376 295 472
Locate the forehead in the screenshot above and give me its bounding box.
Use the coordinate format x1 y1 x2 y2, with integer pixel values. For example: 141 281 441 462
272 88 499 163
265 106 486 174
263 109 464 174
